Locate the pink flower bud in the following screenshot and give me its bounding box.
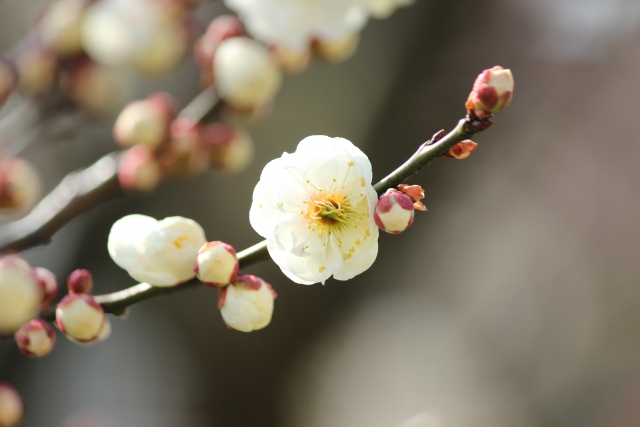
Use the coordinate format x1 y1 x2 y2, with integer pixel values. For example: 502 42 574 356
195 241 239 287
118 145 162 193
14 319 56 357
466 66 514 118
0 158 42 214
0 256 42 336
374 189 415 234
194 15 246 86
0 58 17 108
314 33 360 63
56 294 106 343
0 383 24 427
15 45 58 96
67 269 93 294
204 123 255 174
444 140 478 160
218 275 276 332
113 95 177 149
33 267 58 308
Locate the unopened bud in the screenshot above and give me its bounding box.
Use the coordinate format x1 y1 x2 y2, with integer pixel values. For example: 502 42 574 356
63 58 128 116
466 66 514 118
133 24 189 77
0 158 42 214
194 15 246 86
374 188 415 234
158 117 209 177
15 46 57 96
0 383 24 427
0 256 42 336
195 241 239 287
113 96 175 149
444 140 478 160
38 0 88 57
56 293 106 343
14 319 56 357
314 33 359 63
33 267 58 308
214 37 283 110
118 145 162 192
218 275 276 332
270 44 311 74
67 269 93 294
204 123 255 174
0 58 17 108
397 184 426 211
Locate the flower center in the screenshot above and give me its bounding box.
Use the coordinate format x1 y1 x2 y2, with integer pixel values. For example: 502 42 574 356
310 194 357 227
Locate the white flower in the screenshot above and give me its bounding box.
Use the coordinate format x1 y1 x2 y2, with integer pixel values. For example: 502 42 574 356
250 136 379 284
0 256 42 336
365 0 414 19
224 0 369 52
219 275 276 332
108 215 207 287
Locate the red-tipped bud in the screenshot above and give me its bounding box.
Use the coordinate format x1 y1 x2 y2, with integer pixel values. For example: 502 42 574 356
374 189 415 234
397 184 426 211
113 94 177 149
203 123 255 174
0 256 42 336
444 140 478 160
56 293 106 343
14 319 56 357
466 66 514 118
0 158 42 214
118 145 162 193
218 275 276 332
67 269 93 294
194 15 246 86
33 267 58 307
0 58 17 108
195 241 239 287
314 33 360 63
0 383 24 427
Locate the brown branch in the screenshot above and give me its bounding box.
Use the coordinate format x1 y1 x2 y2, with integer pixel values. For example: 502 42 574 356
0 87 220 254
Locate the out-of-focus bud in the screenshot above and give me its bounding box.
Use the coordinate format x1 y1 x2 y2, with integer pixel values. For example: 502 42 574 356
38 0 88 57
14 319 56 357
374 188 415 234
444 140 478 160
195 241 239 287
118 145 162 192
33 267 58 308
67 269 93 294
366 0 414 19
0 256 42 336
270 44 312 74
0 58 17 108
214 37 283 111
194 15 246 86
159 117 208 177
0 158 42 214
113 96 176 149
15 46 57 96
466 66 514 118
314 33 359 63
204 123 255 174
397 184 426 211
56 293 106 342
0 383 24 427
133 24 189 77
218 274 276 332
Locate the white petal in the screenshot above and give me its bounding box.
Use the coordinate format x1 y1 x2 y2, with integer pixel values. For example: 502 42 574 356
107 214 157 274
333 242 378 281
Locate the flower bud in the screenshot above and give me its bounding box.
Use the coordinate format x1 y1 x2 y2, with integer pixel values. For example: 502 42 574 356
33 267 58 307
204 123 255 174
113 97 175 149
374 189 415 234
314 33 359 63
0 58 17 108
195 241 239 287
194 15 246 86
270 44 311 74
214 37 283 110
118 145 162 192
0 158 42 214
0 383 24 427
0 256 42 336
444 140 478 160
158 117 209 177
15 46 57 96
132 23 189 77
466 66 514 118
14 319 56 357
38 0 87 57
218 275 276 332
56 293 106 342
67 269 93 294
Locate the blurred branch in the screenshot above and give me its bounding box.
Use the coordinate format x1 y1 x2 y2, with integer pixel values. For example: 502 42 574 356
0 87 220 254
40 115 489 321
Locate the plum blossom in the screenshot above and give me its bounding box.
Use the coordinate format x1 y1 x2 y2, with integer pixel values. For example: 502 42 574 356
108 215 206 287
250 136 379 284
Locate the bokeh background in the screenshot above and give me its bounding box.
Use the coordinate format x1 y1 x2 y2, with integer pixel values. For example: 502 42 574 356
2 0 640 426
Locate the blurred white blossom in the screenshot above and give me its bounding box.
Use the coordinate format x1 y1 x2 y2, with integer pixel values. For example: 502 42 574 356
366 0 414 19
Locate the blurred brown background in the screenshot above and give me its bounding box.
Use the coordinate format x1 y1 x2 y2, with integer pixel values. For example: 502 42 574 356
2 0 640 426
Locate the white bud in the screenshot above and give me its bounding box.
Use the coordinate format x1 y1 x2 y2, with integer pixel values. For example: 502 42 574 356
56 293 106 342
39 0 87 57
270 44 311 74
14 319 56 357
214 37 282 110
0 256 42 336
0 158 42 215
0 383 24 427
219 275 276 332
374 189 415 234
113 100 172 149
108 215 207 287
33 267 58 307
195 241 239 287
315 33 359 63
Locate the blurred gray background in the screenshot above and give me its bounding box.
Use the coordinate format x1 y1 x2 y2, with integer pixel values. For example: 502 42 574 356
2 0 640 426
